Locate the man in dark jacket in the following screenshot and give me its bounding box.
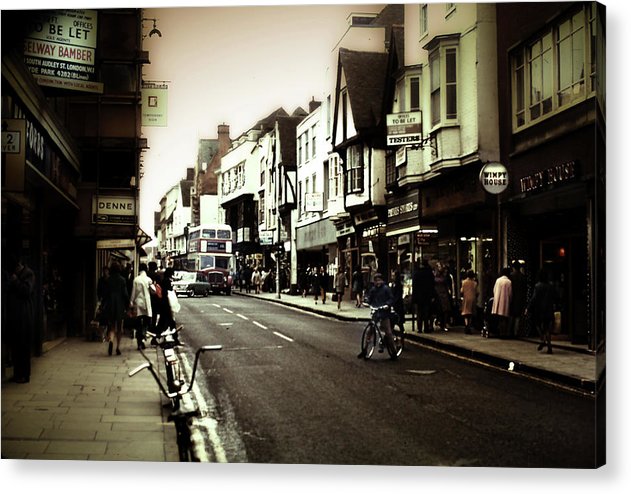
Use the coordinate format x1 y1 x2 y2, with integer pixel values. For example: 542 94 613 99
7 257 36 383
359 273 398 360
412 259 435 333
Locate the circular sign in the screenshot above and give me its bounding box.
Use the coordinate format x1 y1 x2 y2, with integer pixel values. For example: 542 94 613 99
479 162 509 194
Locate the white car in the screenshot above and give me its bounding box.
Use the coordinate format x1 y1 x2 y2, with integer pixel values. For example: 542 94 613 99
172 270 211 297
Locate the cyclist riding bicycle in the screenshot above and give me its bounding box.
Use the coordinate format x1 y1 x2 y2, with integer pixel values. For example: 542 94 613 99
358 272 398 360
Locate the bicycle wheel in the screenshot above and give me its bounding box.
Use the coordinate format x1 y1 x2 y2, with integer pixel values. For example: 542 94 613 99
361 323 377 359
165 363 182 411
390 330 404 359
174 417 192 461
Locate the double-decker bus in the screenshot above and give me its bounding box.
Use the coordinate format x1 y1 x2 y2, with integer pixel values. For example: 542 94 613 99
186 223 234 271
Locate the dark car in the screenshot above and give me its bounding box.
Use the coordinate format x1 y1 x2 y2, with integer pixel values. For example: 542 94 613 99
172 270 211 297
202 267 233 295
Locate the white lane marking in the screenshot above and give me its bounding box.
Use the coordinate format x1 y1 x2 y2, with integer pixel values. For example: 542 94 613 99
237 314 249 320
273 331 294 342
252 321 267 330
219 323 233 326
223 308 233 314
212 304 221 308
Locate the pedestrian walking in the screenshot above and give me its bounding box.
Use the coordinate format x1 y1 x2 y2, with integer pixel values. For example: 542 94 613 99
433 266 453 332
509 260 527 337
6 256 36 383
334 267 346 310
492 267 513 338
311 267 321 304
156 267 176 332
130 263 153 350
320 266 329 304
412 259 435 333
351 268 364 308
525 269 556 354
391 270 405 333
147 261 162 331
252 267 262 294
460 270 478 334
103 261 129 356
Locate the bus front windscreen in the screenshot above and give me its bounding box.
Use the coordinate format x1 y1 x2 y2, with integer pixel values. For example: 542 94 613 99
216 257 230 269
200 255 214 270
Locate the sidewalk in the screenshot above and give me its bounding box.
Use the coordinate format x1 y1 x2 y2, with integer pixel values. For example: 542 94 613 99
234 288 604 396
1 336 179 461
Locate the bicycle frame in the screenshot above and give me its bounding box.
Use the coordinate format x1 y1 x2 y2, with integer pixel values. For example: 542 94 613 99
129 341 222 461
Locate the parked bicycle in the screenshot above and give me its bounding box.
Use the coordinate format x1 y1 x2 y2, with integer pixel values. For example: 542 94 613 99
129 326 222 461
359 304 404 360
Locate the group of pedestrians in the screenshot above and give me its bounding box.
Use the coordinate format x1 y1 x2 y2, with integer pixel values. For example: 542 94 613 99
491 261 557 353
410 258 556 354
236 264 275 294
97 261 177 355
299 265 331 305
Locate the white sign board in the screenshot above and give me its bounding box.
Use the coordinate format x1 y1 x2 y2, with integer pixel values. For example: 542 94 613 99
386 111 422 146
24 10 103 93
479 162 509 194
305 192 324 212
92 195 136 225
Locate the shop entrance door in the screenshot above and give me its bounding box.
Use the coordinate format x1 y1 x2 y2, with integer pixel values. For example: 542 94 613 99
343 248 358 301
540 236 588 343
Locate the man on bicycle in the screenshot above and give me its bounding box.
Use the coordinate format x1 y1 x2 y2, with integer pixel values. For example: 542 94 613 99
358 273 398 360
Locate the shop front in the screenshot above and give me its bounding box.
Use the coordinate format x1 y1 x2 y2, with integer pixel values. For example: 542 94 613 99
385 189 420 298
507 158 593 347
2 53 82 368
419 167 495 301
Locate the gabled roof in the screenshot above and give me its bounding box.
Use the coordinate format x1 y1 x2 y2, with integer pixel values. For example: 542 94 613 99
339 47 388 130
277 108 308 168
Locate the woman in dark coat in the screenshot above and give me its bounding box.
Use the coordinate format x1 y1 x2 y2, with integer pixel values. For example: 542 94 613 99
157 267 176 331
104 261 129 356
525 269 556 354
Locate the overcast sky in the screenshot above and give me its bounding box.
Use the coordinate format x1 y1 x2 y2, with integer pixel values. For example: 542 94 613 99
139 2 385 234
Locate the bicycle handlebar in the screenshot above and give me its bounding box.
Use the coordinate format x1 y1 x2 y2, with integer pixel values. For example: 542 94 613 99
129 344 223 399
362 303 391 311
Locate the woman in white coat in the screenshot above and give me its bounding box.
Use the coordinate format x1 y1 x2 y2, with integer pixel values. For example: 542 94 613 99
491 267 512 338
130 263 153 350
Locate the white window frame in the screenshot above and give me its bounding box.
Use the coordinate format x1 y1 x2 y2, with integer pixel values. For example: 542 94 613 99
429 40 458 128
419 4 428 39
328 154 342 199
346 144 363 194
511 4 600 131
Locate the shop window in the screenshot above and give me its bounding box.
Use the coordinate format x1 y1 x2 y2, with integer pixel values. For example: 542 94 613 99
511 4 601 130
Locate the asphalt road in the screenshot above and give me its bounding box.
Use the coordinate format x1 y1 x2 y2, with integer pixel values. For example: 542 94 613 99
172 294 597 467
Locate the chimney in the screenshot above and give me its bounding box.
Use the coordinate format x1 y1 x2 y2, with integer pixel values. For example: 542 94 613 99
309 97 321 113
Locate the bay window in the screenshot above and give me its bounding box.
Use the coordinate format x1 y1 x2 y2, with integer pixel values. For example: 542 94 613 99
511 4 603 129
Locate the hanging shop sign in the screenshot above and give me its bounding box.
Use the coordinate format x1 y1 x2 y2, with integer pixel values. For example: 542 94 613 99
479 162 509 194
1 119 26 191
92 195 136 225
142 81 169 127
386 111 423 146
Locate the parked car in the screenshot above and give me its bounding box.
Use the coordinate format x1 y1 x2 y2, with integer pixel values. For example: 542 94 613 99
202 267 232 295
172 270 211 297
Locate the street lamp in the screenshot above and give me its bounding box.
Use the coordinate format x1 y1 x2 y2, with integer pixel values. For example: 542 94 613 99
274 122 282 300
